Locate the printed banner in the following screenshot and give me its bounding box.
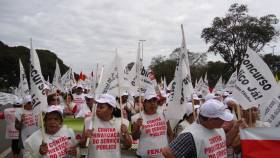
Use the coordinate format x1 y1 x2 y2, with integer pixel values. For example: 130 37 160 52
232 49 278 110
29 41 47 113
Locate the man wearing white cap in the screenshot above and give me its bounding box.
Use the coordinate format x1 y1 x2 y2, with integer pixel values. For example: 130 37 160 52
24 105 78 157
132 89 174 158
72 84 86 111
81 94 132 158
175 102 199 136
15 95 40 150
162 99 233 158
75 94 95 118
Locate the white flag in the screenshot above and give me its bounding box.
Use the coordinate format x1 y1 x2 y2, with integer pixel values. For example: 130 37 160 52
52 60 62 91
225 70 237 92
18 59 30 98
126 43 157 95
232 49 278 110
214 75 224 92
29 40 47 113
166 24 194 120
260 96 280 127
61 67 75 92
95 51 126 96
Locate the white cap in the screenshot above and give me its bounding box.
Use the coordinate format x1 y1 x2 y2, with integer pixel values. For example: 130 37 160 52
76 84 83 89
46 105 63 115
205 93 215 101
224 97 238 106
160 90 168 98
14 97 23 105
23 95 32 104
132 92 145 97
96 94 117 108
85 94 94 99
192 94 201 100
215 90 223 96
222 91 229 97
144 91 157 100
199 99 233 121
122 92 129 96
185 102 200 117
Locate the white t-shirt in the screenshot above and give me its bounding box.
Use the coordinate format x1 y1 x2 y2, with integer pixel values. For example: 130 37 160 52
75 104 92 118
15 108 40 147
85 116 129 158
4 108 19 139
73 93 86 107
182 122 227 158
24 125 77 158
131 111 168 158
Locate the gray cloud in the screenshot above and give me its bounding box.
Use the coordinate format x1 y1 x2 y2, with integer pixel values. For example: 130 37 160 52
0 0 280 73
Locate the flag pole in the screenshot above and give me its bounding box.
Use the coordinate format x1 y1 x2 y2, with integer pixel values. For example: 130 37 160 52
115 49 124 124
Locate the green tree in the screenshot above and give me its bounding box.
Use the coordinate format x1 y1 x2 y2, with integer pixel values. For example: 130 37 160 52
201 3 279 72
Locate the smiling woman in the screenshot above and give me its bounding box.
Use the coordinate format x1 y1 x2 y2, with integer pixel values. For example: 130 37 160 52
23 105 79 158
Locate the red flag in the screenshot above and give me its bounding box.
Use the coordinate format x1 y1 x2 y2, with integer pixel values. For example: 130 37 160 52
79 72 86 81
240 128 280 158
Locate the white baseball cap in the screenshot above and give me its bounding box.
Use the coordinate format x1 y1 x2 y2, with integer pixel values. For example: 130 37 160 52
85 94 94 99
14 97 23 105
96 94 117 108
46 105 63 115
76 84 83 89
144 91 158 100
224 97 238 106
205 93 215 101
23 95 32 104
185 102 200 117
192 94 201 100
222 91 230 97
199 99 233 121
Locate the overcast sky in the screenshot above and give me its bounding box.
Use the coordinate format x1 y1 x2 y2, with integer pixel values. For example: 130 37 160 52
1 0 280 73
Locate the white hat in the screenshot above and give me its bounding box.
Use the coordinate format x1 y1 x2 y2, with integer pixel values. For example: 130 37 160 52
96 94 117 108
23 95 32 104
85 94 94 99
205 93 215 101
14 97 23 105
122 92 129 96
224 97 238 106
222 91 229 97
215 90 223 96
144 91 157 100
192 94 201 100
132 92 145 97
76 84 83 89
185 102 200 117
160 90 168 98
199 99 233 121
46 105 63 115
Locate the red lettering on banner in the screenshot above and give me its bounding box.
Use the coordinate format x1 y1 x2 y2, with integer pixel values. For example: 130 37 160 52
147 148 163 155
47 136 69 157
143 116 167 137
204 135 227 157
92 128 120 151
22 114 38 127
